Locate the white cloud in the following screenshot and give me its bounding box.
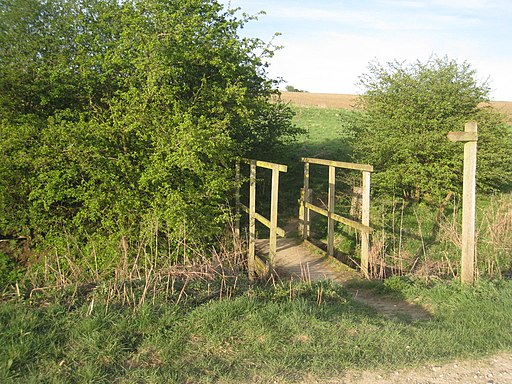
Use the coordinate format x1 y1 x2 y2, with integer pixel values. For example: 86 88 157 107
432 0 496 9
225 0 512 100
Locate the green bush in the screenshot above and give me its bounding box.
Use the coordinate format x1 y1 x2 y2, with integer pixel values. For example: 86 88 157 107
354 56 512 201
0 250 24 289
0 0 299 268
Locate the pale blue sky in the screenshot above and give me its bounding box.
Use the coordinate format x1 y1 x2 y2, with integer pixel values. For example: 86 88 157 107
222 0 512 101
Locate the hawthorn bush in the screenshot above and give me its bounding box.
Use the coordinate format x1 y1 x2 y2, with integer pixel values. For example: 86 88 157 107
0 0 299 272
353 57 512 201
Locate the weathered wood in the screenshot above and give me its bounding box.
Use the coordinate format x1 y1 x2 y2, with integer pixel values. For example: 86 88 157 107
461 121 478 284
235 161 240 237
305 202 372 233
447 131 478 142
327 165 336 256
302 162 310 239
361 171 371 278
301 157 373 279
248 161 256 280
239 158 288 279
298 188 305 235
254 254 270 277
239 204 285 237
241 158 287 172
269 164 280 266
302 157 373 172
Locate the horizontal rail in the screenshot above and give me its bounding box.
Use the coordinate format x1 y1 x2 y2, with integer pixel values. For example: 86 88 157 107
240 204 286 237
301 157 373 172
241 158 288 172
304 202 373 234
254 254 269 276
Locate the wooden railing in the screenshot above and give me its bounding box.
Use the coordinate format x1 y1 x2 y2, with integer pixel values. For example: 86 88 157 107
299 158 373 277
236 158 287 279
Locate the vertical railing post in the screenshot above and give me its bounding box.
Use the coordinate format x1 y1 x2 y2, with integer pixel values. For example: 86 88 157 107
248 160 256 280
269 164 280 267
327 165 336 257
235 160 240 238
361 171 371 278
302 161 310 240
299 188 305 234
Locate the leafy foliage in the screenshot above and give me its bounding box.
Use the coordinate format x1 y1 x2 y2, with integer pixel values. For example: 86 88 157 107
0 0 298 257
354 57 512 201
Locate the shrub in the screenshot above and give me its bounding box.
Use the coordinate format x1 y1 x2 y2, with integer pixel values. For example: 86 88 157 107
0 0 299 268
354 56 512 201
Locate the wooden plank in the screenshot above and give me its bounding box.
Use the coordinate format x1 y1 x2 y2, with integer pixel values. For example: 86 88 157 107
235 161 240 237
302 157 373 172
241 158 287 172
240 203 249 214
298 188 305 235
303 162 310 239
461 121 478 284
269 164 280 265
254 254 269 277
361 171 371 278
240 204 285 237
248 161 256 280
447 131 478 142
305 202 372 233
327 165 335 257
305 202 328 217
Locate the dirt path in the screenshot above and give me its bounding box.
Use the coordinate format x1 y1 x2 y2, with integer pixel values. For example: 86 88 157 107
311 353 512 384
256 222 431 321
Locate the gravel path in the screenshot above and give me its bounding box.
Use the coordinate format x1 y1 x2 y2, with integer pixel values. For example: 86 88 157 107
314 353 512 384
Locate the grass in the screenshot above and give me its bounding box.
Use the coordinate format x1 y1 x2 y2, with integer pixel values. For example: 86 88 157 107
1 277 512 383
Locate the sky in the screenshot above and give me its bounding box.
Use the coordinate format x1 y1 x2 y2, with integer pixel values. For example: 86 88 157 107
221 0 512 101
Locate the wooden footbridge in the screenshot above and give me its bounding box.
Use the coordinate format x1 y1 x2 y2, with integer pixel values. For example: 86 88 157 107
235 157 436 321
236 157 374 282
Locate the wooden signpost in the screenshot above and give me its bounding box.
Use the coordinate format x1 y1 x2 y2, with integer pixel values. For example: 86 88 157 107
447 122 478 284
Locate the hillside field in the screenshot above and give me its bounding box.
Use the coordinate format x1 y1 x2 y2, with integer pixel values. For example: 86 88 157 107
280 92 512 122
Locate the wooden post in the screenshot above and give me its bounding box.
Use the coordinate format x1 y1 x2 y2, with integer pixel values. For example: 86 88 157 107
235 160 240 238
269 164 280 267
361 171 371 278
248 160 256 280
447 121 478 284
299 188 305 234
302 161 310 240
327 165 336 257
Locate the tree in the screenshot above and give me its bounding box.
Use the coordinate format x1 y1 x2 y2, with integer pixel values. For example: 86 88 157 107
285 85 306 93
0 0 299 256
353 56 512 201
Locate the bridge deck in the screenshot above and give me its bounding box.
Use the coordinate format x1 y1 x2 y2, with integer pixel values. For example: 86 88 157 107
255 222 360 283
